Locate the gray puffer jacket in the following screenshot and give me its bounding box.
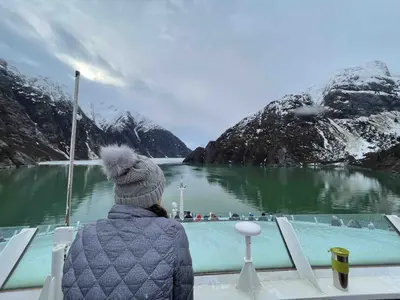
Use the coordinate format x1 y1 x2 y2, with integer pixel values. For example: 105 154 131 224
62 205 194 300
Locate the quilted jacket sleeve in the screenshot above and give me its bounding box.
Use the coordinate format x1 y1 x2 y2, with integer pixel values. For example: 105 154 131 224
173 223 194 300
62 227 84 299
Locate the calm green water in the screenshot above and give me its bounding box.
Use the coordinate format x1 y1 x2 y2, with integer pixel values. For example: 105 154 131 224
1 164 400 227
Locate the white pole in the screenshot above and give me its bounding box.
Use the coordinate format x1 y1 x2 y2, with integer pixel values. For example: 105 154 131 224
64 70 81 226
245 236 251 261
179 189 183 219
49 245 65 300
179 177 185 219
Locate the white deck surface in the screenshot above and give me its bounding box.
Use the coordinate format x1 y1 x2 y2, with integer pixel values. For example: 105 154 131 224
2 267 400 300
195 267 400 299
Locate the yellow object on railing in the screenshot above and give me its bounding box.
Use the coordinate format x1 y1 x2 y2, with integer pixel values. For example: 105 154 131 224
329 247 349 274
329 247 350 291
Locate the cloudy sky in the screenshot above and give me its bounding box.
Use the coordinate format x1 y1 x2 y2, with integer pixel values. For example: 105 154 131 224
1 0 400 149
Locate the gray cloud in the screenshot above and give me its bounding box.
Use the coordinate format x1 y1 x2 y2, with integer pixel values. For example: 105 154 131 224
1 0 400 147
0 7 36 36
50 22 124 80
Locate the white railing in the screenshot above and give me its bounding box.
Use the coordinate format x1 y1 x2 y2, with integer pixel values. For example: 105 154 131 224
38 226 74 300
0 228 37 289
276 217 322 293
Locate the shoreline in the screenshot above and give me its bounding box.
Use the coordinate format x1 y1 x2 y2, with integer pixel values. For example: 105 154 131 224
1 158 398 175
0 157 184 170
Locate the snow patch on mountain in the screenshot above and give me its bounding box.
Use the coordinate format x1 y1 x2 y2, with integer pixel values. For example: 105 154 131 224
336 61 391 79
308 108 400 161
233 111 262 134
319 118 377 160
112 111 163 133
307 84 325 105
94 102 163 133
6 63 73 104
86 142 98 160
325 60 400 95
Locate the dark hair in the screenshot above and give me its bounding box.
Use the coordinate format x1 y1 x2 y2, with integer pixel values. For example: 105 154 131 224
147 203 169 218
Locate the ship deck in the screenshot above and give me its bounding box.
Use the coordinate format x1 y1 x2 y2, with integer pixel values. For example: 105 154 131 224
1 213 400 299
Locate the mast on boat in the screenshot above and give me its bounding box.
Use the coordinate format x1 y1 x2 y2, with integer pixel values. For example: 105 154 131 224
64 70 81 226
178 176 186 219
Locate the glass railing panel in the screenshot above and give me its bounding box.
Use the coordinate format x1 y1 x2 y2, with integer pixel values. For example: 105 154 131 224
183 221 293 273
0 226 28 253
289 214 400 267
35 224 59 236
3 214 398 290
282 214 293 220
309 214 336 224
292 215 318 223
296 213 392 230
1 220 293 290
1 221 86 290
35 222 83 235
1 227 76 290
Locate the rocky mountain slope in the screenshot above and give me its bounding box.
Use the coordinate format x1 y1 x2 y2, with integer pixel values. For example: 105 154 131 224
184 61 400 166
354 143 400 172
97 105 191 158
0 59 190 168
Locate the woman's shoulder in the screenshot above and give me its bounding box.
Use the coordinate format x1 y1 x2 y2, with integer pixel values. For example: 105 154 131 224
156 217 185 229
154 217 186 235
81 217 186 238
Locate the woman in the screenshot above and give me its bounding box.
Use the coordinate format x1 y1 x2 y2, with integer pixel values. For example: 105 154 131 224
62 145 194 300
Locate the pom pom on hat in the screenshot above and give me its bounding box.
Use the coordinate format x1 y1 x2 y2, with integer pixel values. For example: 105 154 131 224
100 144 166 208
100 144 139 180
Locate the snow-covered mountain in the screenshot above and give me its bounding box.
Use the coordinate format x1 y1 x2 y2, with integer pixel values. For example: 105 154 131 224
94 103 163 133
184 61 400 166
0 59 105 168
0 59 190 168
91 102 190 158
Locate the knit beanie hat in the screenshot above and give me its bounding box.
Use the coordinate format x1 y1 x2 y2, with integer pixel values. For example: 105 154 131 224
100 144 166 208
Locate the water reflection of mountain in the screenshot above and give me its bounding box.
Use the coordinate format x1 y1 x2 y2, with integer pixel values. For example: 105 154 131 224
203 166 400 214
354 170 400 214
0 164 183 227
316 169 400 214
159 165 183 184
0 165 106 227
189 166 209 181
2 164 399 226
